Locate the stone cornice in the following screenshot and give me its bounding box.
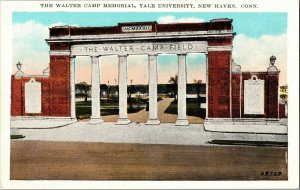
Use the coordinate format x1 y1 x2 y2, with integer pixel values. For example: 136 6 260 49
207 45 233 52
49 50 71 56
46 31 235 44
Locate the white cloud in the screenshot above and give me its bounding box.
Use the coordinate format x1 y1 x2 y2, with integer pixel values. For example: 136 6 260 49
12 21 66 75
157 15 205 24
127 55 148 85
233 33 287 85
186 54 206 83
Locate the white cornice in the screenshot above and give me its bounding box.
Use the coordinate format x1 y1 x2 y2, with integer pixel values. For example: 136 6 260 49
49 50 71 56
207 46 233 52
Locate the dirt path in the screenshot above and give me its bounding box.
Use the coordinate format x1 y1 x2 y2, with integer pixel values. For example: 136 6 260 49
11 140 288 180
99 98 203 123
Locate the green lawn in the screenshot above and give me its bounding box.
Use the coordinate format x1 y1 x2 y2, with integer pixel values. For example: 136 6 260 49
164 98 206 118
76 98 147 119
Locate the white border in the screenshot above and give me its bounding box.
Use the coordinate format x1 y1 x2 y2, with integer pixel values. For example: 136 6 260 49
1 0 299 189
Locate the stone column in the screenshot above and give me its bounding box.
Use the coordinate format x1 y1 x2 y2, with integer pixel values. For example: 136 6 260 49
70 56 76 119
146 54 160 125
205 53 208 119
89 56 103 124
175 54 189 126
117 55 131 125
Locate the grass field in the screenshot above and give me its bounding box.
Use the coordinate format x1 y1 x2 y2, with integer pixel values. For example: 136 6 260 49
76 98 146 119
164 98 206 118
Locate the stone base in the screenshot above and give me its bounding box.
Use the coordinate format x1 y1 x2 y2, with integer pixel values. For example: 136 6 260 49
10 116 77 129
280 118 288 126
204 118 287 134
11 128 21 135
116 118 131 125
88 118 104 125
175 119 189 126
146 119 161 125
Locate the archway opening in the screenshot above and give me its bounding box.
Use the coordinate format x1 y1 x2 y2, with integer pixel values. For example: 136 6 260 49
127 55 149 123
100 55 119 122
186 53 206 124
158 54 178 123
75 56 92 120
74 55 120 121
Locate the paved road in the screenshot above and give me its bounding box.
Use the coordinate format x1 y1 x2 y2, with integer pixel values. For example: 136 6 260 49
10 140 287 180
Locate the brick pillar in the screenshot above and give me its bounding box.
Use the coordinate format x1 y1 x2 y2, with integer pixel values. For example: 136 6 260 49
207 51 231 118
49 55 71 116
231 73 242 118
11 76 23 116
267 73 279 118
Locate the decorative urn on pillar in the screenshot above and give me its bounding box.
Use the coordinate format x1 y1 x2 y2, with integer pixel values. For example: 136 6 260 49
15 61 25 77
267 55 279 72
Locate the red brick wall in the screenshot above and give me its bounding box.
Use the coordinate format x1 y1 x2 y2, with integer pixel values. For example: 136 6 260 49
11 76 23 116
50 43 71 51
279 104 287 118
49 55 71 116
208 39 233 46
207 51 231 118
11 55 71 117
231 73 241 118
266 74 279 118
11 40 71 117
11 76 51 116
239 72 279 118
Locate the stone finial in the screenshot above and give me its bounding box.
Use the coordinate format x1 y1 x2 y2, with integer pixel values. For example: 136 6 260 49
43 66 50 76
267 55 279 72
15 61 24 77
231 59 241 73
16 61 22 70
269 55 276 66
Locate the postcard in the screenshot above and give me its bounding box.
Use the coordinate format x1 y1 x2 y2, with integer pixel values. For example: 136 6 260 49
0 0 299 189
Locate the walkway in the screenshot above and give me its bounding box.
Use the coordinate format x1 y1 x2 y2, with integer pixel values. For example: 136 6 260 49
12 122 287 145
101 98 203 123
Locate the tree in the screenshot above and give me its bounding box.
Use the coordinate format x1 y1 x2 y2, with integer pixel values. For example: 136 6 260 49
168 74 178 101
76 82 90 102
193 79 202 106
128 79 134 110
107 81 110 103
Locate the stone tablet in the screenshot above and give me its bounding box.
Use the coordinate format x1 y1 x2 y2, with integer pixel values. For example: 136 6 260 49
25 78 41 114
244 75 264 115
71 41 208 56
121 25 152 33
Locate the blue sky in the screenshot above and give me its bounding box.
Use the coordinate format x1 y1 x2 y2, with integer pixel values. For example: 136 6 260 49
12 12 288 85
13 12 287 38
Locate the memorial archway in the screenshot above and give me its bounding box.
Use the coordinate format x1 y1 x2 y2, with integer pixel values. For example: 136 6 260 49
46 19 235 125
11 18 283 133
